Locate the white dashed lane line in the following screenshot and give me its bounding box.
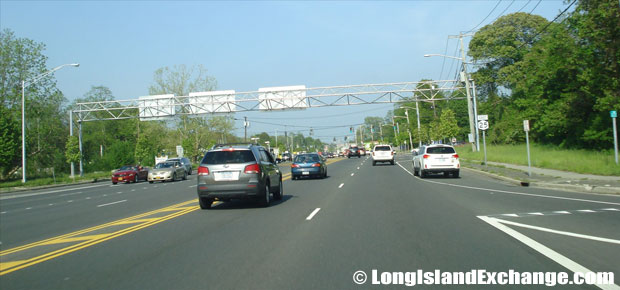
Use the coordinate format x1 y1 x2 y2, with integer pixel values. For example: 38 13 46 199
306 208 321 220
339 183 344 188
97 200 127 208
351 173 355 176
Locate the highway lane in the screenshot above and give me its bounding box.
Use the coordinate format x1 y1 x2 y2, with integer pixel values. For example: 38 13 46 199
0 156 618 289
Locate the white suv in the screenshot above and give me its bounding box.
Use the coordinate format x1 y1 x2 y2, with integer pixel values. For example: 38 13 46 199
372 145 394 166
412 144 460 178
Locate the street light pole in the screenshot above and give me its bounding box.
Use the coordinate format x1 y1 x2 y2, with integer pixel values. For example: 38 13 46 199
21 63 79 183
424 44 477 151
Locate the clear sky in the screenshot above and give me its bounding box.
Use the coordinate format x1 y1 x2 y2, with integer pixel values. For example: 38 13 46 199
1 0 569 143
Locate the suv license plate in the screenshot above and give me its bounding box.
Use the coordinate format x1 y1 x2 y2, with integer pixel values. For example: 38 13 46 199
215 171 238 181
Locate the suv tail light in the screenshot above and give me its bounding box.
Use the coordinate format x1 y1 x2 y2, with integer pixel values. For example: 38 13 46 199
291 164 300 168
423 154 430 159
453 154 459 158
311 163 321 167
198 166 210 176
391 151 394 155
244 163 260 174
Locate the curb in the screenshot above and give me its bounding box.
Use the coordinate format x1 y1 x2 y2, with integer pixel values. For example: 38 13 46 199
462 166 620 195
0 178 111 194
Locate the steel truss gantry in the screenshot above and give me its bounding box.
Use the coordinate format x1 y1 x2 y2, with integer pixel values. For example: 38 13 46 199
72 80 467 122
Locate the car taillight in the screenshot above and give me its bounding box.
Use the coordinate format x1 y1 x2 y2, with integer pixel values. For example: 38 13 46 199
197 166 210 175
453 154 459 158
311 163 321 167
291 164 300 168
391 151 394 155
423 154 430 159
244 163 260 174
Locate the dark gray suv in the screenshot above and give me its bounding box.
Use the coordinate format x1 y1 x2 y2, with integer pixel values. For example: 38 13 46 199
196 144 283 209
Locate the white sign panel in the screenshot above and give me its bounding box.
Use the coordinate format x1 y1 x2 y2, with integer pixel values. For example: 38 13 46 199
176 145 184 157
478 120 489 130
189 90 236 114
477 115 488 121
258 85 308 110
139 94 175 121
523 120 530 132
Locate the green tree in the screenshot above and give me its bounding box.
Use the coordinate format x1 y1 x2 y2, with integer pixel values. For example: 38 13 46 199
65 136 80 165
0 29 69 178
439 109 459 142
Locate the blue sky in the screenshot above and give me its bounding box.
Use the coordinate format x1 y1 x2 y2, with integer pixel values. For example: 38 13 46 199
1 0 568 142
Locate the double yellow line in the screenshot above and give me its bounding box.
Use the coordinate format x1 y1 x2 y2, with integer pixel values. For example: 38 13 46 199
0 200 198 275
0 157 344 275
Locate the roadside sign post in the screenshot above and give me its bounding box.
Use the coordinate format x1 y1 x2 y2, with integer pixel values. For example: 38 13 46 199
612 111 618 165
523 120 531 177
477 118 489 165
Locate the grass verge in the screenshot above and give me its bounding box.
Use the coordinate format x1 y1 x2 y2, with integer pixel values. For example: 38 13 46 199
456 144 620 176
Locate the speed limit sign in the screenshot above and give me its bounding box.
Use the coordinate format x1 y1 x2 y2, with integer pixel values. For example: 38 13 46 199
478 120 489 130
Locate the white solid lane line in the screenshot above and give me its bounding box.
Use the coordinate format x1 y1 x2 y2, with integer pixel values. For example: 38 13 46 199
489 216 620 245
97 200 127 208
395 161 620 206
478 216 620 290
339 183 344 188
306 208 321 220
0 184 110 200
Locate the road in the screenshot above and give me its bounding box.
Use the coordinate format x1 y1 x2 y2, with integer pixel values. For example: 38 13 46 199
1 155 619 289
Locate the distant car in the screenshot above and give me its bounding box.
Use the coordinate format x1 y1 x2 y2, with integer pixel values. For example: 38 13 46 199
291 153 327 180
196 144 282 209
112 165 148 184
167 157 192 175
347 147 361 158
372 145 394 166
338 151 345 157
326 152 335 158
412 144 460 178
282 152 292 162
359 148 366 156
148 161 187 183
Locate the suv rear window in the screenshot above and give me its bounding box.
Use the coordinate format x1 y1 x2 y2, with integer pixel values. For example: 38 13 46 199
375 146 391 151
201 150 255 164
426 147 456 154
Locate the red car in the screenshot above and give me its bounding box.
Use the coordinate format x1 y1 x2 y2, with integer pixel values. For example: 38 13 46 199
112 165 148 184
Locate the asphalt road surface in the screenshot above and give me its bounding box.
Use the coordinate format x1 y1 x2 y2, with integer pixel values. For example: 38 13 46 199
1 155 619 289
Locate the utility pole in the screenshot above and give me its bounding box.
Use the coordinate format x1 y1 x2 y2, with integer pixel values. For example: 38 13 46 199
405 109 413 148
472 80 480 151
415 101 422 147
452 32 477 152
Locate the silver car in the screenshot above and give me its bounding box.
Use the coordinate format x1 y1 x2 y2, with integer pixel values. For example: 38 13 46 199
196 144 283 209
148 161 187 183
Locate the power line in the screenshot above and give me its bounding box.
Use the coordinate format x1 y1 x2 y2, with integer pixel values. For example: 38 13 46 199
516 0 532 13
244 105 393 120
516 0 577 50
529 0 543 14
465 0 502 33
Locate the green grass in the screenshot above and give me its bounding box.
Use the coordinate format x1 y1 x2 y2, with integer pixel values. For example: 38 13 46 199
456 144 620 176
0 171 112 190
